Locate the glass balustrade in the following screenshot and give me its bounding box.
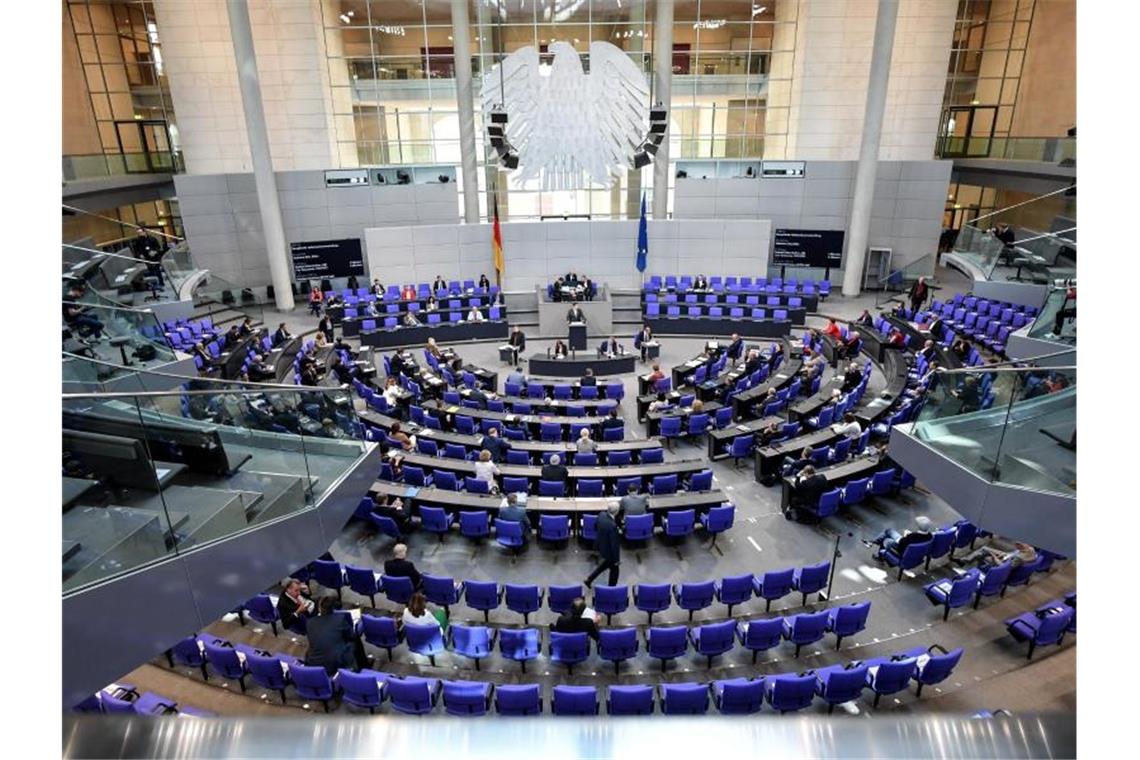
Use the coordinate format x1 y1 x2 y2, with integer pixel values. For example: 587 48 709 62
62 381 369 594
63 152 183 180
909 364 1075 497
1026 287 1077 345
62 300 177 370
937 136 1075 163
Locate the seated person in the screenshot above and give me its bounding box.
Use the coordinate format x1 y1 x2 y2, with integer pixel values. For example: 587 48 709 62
426 337 444 359
273 323 293 346
506 365 527 387
276 577 315 632
314 331 329 348
371 492 411 532
646 363 665 384
478 273 491 290
781 447 813 478
541 453 568 483
433 275 447 293
836 329 861 360
952 376 982 413
191 341 214 367
361 301 378 318
865 515 934 556
766 343 785 369
925 314 944 340
403 311 421 327
389 422 414 451
247 351 276 381
598 335 621 357
951 336 972 361
822 319 843 340
401 284 416 300
647 392 673 413
726 333 744 361
575 428 598 454
842 362 864 393
426 295 439 312
552 339 569 359
584 278 596 301
320 418 346 439
383 543 422 589
370 279 385 296
756 420 782 447
618 483 648 518
498 492 531 539
402 592 443 630
887 329 906 347
552 597 600 641
239 316 256 337
919 339 938 363
466 386 489 410
801 348 825 378
960 538 1038 569
580 368 597 387
788 465 830 520
600 409 623 434
304 595 368 674
856 309 874 326
480 427 511 462
552 277 565 302
831 412 863 440
473 449 501 484
467 306 485 322
693 273 709 291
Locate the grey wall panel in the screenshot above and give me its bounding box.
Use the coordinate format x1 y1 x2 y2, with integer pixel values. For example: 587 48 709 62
979 485 1075 557
972 280 1048 309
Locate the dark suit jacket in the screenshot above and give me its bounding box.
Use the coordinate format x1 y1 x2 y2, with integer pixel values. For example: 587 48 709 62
567 308 584 323
481 434 511 462
580 375 597 386
595 511 621 563
277 592 311 632
553 612 599 641
509 332 526 349
541 463 568 482
600 417 623 431
727 339 743 360
896 531 933 553
383 558 422 588
793 473 830 507
305 613 357 675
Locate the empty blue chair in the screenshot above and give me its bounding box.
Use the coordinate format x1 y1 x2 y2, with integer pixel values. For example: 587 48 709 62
422 575 463 615
432 470 460 491
753 568 794 611
950 520 979 559
449 625 494 671
687 469 713 491
465 477 491 495
594 584 630 624
345 565 383 608
925 528 957 570
660 416 683 445
494 518 525 552
765 673 817 713
549 632 591 674
647 625 689 670
539 514 570 545
924 574 978 620
869 468 897 496
649 473 678 495
607 685 655 715
814 662 869 713
504 584 543 624
540 422 562 442
245 653 292 704
441 679 493 717
289 663 336 712
242 594 281 637
700 504 735 549
633 583 672 623
202 640 248 691
864 653 918 707
736 617 784 664
597 628 640 675
665 509 696 540
1005 555 1044 591
579 513 598 543
405 623 446 666
608 450 632 466
712 678 764 715
337 669 386 714
714 574 754 616
552 685 598 715
459 511 491 540
826 601 871 649
464 580 502 622
660 682 709 715
361 614 403 661
387 676 441 715
419 506 451 541
782 610 830 657
312 559 345 600
502 475 529 494
548 584 582 615
574 451 598 466
688 619 737 667
673 580 715 621
403 465 432 487
166 636 208 681
380 574 414 606
1006 607 1074 659
842 477 869 506
498 628 541 673
792 561 831 605
906 644 965 695
879 538 933 580
538 479 565 497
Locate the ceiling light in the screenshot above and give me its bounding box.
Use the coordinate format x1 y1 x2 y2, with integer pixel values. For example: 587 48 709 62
339 13 350 24
752 5 767 17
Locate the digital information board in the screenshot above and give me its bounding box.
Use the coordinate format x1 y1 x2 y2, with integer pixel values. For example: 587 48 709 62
772 229 845 269
289 238 365 279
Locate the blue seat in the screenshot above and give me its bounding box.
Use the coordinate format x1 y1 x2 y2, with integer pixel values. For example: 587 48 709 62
728 434 753 466
714 574 753 616
380 574 414 606
688 619 737 667
924 574 979 620
502 476 529 494
687 469 713 491
289 663 336 711
841 477 869 505
361 614 403 661
465 477 491 494
712 677 764 715
419 506 451 541
441 680 493 717
672 580 715 621
905 644 965 695
665 509 695 540
950 520 979 559
1005 555 1045 590
1006 606 1074 659
312 559 345 600
549 632 591 674
540 422 562 442
387 676 441 715
405 623 446 666
660 682 709 715
649 473 678 495
579 513 598 543
593 584 630 624
498 628 541 673
647 625 689 670
623 513 654 543
924 528 957 570
345 565 382 608
463 580 502 622
552 685 598 715
422 575 463 615
242 594 281 637
879 538 933 580
607 684 655 715
863 653 918 707
504 584 543 624
538 479 565 497
538 514 570 545
753 568 795 611
547 584 583 615
607 450 632 466
449 625 494 671
765 673 817 713
972 560 1014 607
613 475 641 495
633 583 672 623
494 518 526 552
640 447 665 464
814 662 869 713
597 628 640 675
660 416 683 444
432 470 460 491
167 636 208 681
202 640 248 691
458 511 490 540
826 600 871 649
781 610 830 657
736 618 784 664
574 451 598 466
699 504 735 548
792 561 831 605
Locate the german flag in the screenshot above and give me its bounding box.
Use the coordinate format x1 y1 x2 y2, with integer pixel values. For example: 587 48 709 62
492 192 504 286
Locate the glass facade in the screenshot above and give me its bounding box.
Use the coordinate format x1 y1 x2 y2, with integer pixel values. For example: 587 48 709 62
320 1 796 220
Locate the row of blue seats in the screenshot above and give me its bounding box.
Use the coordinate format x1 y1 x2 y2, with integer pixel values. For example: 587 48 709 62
412 438 651 467
643 275 831 296
923 552 1067 620
504 380 627 401
394 462 714 498
645 304 794 320
169 637 959 716
645 293 809 307
324 281 499 301
806 466 917 522
74 684 213 717
1005 592 1075 660
354 308 504 331
301 559 834 624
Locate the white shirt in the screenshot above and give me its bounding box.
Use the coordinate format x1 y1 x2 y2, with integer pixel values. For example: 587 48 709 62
474 460 500 481
468 310 485 322
402 607 440 628
832 420 863 439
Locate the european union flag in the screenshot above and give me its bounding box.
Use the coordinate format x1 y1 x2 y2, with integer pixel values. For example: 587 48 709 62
636 193 648 273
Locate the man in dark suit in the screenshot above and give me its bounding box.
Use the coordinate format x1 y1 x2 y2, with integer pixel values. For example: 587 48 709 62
788 465 830 521
565 272 579 286
273 323 293 347
600 409 623 434
304 596 367 674
552 597 600 641
541 453 568 483
618 484 648 518
508 326 526 364
383 543 422 589
579 368 597 387
600 336 620 357
566 302 585 323
480 427 510 462
842 362 863 393
466 387 488 409
693 274 708 290
276 577 314 633
726 333 744 362
584 503 621 587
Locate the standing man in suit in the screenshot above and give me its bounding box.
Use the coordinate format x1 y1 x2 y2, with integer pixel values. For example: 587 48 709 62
130 227 166 287
726 333 744 362
567 302 585 323
635 324 654 362
584 503 622 587
508 326 526 364
304 596 368 674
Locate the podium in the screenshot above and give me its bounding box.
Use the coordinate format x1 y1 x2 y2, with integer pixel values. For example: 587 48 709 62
568 322 587 351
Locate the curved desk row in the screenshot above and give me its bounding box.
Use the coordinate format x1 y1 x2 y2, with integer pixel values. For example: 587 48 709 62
644 290 819 312
418 399 621 441
644 314 799 338
780 455 885 510
355 320 508 349
854 349 909 427
730 341 803 420
527 354 636 378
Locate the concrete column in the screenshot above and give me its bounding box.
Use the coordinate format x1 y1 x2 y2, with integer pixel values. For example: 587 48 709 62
625 0 646 218
842 0 899 298
452 0 480 223
226 0 293 310
651 0 674 220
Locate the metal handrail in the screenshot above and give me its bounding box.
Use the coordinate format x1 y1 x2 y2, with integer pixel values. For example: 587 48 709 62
968 186 1074 227
63 204 183 242
61 350 327 393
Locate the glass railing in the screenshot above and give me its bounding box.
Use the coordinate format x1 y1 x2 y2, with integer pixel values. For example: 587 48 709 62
62 300 178 369
936 136 1075 163
63 152 183 181
950 187 1076 282
872 253 938 306
1026 286 1077 345
193 270 270 327
909 363 1076 497
62 381 368 594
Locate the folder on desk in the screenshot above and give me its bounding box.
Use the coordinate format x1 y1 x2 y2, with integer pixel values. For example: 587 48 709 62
404 486 420 498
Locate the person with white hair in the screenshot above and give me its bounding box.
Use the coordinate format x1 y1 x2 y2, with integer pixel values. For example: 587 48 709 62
864 515 934 557
383 543 422 589
575 427 598 454
541 452 568 482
